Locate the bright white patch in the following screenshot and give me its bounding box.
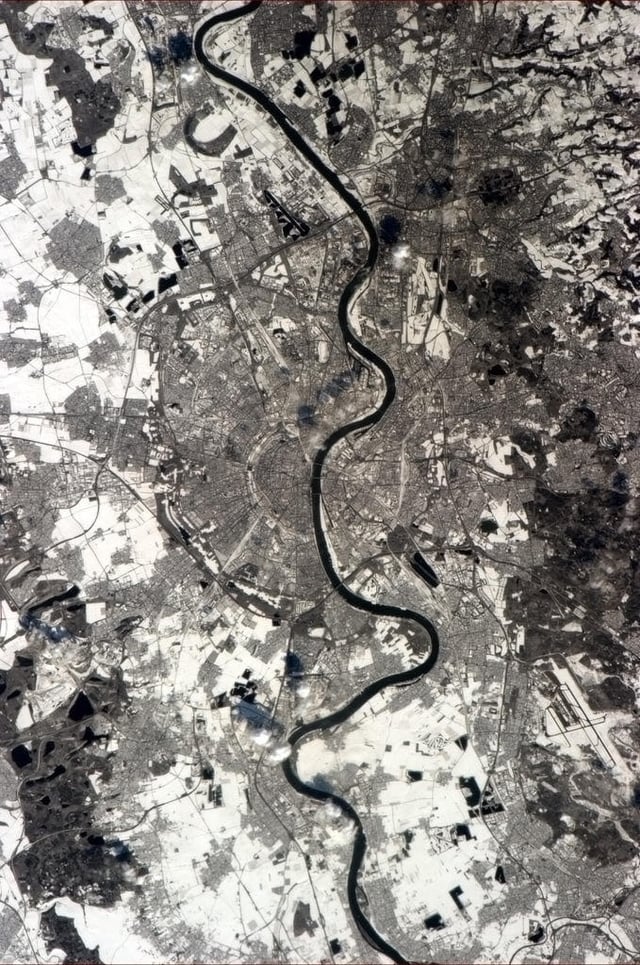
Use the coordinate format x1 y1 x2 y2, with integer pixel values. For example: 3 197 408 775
251 728 272 747
268 743 291 763
53 897 157 965
392 244 411 269
181 62 200 85
50 493 167 587
15 702 34 731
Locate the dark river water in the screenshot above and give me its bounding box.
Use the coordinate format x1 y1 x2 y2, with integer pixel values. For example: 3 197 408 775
194 8 440 961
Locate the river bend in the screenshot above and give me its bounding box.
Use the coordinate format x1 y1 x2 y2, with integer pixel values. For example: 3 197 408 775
194 7 440 962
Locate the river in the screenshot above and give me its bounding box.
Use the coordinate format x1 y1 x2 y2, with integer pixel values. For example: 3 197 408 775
194 7 440 962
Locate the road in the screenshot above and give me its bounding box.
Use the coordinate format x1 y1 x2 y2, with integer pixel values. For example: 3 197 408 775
194 7 440 962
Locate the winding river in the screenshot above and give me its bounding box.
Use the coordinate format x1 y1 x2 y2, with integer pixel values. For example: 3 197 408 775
194 6 440 962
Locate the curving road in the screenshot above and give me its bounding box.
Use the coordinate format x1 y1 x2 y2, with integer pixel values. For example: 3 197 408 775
194 6 440 963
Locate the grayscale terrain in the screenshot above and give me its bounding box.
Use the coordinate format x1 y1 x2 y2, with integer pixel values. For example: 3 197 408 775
0 1 639 963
